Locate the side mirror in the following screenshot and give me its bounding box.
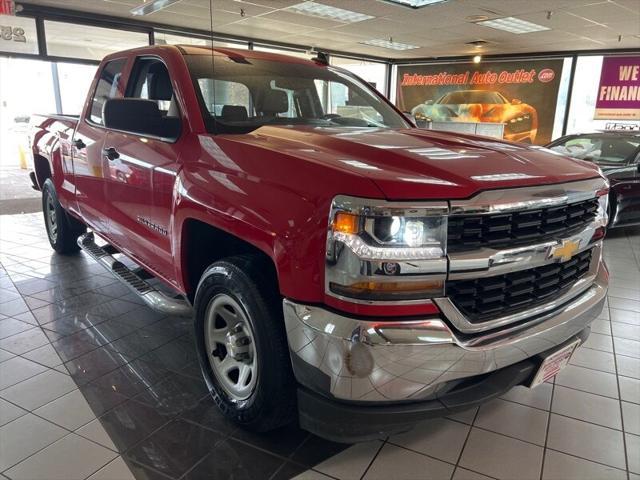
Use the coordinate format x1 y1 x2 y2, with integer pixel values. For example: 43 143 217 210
103 98 180 140
511 98 522 105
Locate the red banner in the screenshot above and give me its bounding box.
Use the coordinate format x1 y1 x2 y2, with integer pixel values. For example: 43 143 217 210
0 0 15 15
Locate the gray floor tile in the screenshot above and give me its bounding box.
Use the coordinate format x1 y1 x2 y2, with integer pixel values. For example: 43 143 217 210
628 433 640 474
500 383 553 410
582 332 613 353
0 356 47 390
590 319 612 335
313 441 381 480
459 428 543 480
612 322 640 341
620 375 640 404
0 318 34 340
615 337 640 359
569 347 616 373
0 369 77 410
610 308 640 326
0 348 14 363
363 444 454 480
610 297 640 313
33 389 98 431
4 433 117 480
452 468 493 480
20 343 65 368
0 398 27 427
618 354 640 379
475 398 548 445
87 456 136 480
446 407 478 425
0 327 50 355
547 414 626 469
623 401 640 436
542 449 627 480
551 385 622 430
389 417 470 464
0 414 67 471
76 419 118 452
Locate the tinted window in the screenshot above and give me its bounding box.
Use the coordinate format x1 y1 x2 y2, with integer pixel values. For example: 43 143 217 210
550 135 640 165
89 58 126 125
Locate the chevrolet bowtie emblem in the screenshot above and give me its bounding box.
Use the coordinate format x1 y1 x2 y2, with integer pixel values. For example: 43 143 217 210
551 239 580 262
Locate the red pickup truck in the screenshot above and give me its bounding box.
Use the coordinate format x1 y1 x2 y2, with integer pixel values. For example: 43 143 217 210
31 45 610 442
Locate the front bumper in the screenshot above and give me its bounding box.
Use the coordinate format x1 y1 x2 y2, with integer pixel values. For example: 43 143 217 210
283 258 607 441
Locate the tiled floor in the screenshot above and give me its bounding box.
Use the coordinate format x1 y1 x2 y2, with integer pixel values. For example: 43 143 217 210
0 212 639 480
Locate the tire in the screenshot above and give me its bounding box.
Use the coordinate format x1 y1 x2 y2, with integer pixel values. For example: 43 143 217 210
194 254 295 431
42 179 85 254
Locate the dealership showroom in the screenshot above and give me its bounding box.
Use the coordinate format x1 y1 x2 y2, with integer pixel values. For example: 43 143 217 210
1 0 640 479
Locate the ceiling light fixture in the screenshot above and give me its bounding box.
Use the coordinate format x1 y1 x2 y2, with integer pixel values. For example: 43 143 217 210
285 1 373 23
130 0 184 16
361 38 420 50
473 55 482 63
381 0 449 8
477 16 550 34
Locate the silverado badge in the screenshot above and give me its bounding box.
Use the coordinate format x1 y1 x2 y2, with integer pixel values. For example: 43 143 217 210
550 239 580 263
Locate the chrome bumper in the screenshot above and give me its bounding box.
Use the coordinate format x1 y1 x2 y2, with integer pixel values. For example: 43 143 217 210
283 258 607 403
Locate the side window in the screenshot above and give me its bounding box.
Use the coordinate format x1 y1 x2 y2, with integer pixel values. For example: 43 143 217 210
198 79 252 119
89 58 126 125
127 58 178 116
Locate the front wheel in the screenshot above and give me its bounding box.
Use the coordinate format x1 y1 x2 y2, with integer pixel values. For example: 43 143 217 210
194 255 295 431
42 179 85 254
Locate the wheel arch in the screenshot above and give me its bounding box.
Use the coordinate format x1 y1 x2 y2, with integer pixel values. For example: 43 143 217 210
180 218 280 303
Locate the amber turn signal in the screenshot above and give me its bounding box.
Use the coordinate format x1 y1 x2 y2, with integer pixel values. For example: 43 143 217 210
332 212 359 234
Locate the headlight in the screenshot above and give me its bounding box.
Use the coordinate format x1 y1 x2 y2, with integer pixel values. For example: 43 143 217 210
326 196 448 303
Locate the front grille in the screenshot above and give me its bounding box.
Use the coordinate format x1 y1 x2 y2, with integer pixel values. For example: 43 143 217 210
447 197 599 252
446 249 593 323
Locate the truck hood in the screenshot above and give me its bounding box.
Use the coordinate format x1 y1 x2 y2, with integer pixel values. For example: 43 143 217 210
233 126 601 200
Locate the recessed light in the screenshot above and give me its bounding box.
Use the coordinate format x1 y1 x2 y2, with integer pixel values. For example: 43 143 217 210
130 0 183 16
380 0 449 8
361 39 420 50
285 1 374 23
477 16 550 34
466 15 489 22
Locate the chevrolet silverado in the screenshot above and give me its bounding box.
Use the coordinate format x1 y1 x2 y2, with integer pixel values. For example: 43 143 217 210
30 45 610 442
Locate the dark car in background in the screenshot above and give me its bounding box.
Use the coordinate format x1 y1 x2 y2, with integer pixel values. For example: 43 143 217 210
547 131 640 228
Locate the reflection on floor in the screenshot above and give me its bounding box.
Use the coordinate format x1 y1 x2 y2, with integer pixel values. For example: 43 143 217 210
0 212 639 480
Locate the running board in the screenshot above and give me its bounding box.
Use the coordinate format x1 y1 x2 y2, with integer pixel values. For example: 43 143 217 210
78 233 193 317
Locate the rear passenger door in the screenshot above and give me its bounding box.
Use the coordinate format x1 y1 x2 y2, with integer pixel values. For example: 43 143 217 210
73 58 127 235
102 56 183 281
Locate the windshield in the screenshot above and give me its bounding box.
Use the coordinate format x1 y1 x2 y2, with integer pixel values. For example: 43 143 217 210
439 91 507 105
549 134 640 165
186 54 410 134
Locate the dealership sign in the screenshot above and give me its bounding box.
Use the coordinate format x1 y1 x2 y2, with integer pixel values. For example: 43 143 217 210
396 59 564 145
595 56 640 120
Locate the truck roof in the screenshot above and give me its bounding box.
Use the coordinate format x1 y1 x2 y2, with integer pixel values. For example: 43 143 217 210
103 44 320 66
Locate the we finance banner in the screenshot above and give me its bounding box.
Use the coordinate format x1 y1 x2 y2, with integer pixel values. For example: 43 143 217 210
595 56 640 121
396 59 564 145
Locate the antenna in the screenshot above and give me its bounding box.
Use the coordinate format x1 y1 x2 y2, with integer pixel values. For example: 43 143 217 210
209 0 217 132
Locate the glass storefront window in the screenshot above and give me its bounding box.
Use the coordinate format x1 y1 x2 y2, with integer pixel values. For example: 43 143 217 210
331 57 388 97
57 63 98 115
0 14 38 55
155 32 248 49
551 57 573 141
44 21 149 60
565 55 636 135
254 45 309 59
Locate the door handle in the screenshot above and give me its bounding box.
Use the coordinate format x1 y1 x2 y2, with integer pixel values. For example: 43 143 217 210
103 147 120 161
73 138 86 150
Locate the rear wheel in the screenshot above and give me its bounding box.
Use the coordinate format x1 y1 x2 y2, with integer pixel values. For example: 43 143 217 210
194 255 295 431
42 179 85 254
